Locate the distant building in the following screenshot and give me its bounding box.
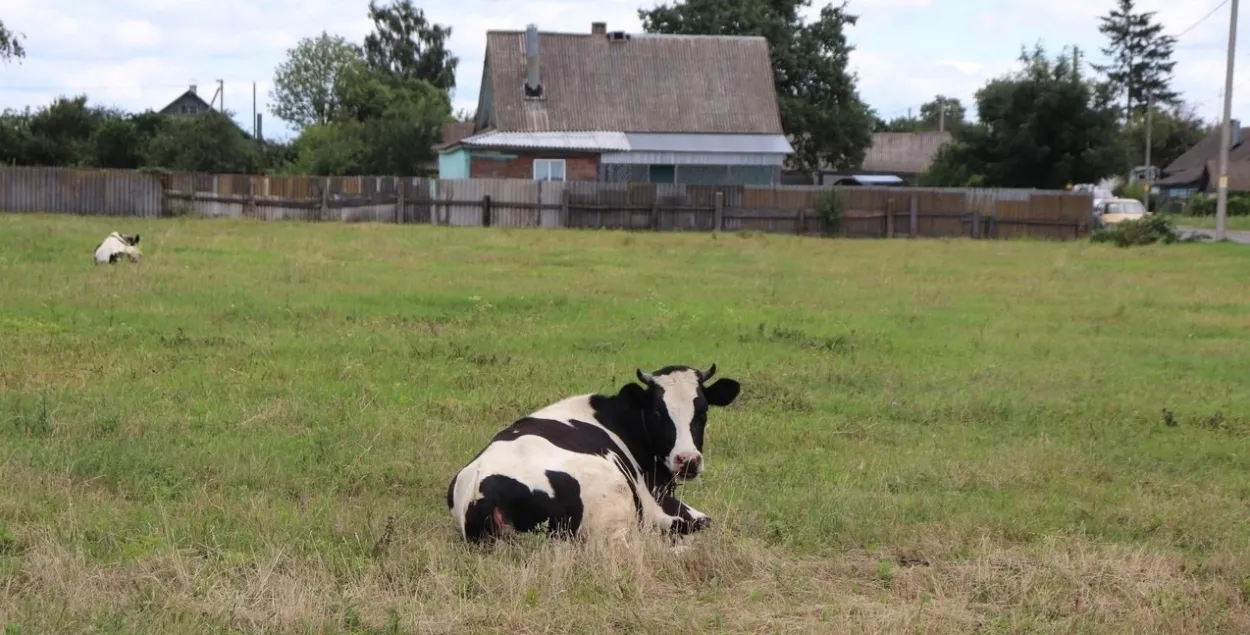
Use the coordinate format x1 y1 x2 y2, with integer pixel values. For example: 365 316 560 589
436 22 793 185
1156 120 1250 197
782 131 953 186
158 84 216 117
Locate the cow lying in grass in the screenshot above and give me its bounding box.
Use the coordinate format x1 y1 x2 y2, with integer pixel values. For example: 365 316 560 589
94 232 142 264
447 364 741 545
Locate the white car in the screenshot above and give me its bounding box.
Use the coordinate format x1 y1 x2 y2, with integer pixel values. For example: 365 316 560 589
1092 198 1149 228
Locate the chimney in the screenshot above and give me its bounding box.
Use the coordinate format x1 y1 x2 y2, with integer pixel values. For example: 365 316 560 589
189 81 197 94
524 24 542 98
591 22 606 35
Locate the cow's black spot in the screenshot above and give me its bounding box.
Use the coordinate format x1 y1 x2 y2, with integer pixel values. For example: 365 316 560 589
491 417 645 524
462 471 583 542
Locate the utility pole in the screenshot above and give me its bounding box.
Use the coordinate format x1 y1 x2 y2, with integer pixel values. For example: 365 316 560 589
1216 0 1239 241
252 82 257 139
939 103 945 132
1144 92 1153 211
217 79 225 113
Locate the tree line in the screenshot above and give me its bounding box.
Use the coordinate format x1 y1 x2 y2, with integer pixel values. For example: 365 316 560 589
0 0 1215 190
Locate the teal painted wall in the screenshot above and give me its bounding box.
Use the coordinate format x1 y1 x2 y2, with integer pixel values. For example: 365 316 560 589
438 148 471 179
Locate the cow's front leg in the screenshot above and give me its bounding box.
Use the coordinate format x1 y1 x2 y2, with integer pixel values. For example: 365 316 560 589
660 493 711 535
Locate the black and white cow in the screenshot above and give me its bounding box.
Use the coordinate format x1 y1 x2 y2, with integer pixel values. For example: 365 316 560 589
447 364 741 544
93 232 143 264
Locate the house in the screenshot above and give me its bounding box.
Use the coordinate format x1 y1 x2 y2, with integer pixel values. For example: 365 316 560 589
782 131 952 185
1156 120 1250 197
158 84 216 117
437 22 793 185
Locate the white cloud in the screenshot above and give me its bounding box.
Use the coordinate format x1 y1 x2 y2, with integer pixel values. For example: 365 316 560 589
1 0 1248 141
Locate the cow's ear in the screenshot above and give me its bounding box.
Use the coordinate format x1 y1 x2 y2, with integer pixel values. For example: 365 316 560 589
132 234 140 245
704 378 740 407
618 382 649 407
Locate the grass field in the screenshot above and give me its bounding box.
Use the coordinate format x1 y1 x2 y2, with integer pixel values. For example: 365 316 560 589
2 213 1250 634
1171 214 1250 231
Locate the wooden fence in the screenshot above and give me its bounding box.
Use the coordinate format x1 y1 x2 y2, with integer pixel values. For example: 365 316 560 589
0 166 1096 240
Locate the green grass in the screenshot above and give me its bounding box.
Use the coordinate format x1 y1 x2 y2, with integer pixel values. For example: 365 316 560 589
1171 214 1250 231
2 213 1250 634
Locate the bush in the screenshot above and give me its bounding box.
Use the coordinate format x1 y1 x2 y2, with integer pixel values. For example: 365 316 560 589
815 188 846 235
1178 193 1250 217
1090 213 1183 247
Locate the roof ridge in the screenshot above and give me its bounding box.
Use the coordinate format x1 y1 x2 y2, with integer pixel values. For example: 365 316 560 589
485 29 766 41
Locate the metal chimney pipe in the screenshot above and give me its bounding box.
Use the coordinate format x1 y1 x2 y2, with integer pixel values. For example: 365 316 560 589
524 24 541 96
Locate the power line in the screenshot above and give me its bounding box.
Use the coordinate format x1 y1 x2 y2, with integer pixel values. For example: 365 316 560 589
1173 0 1231 39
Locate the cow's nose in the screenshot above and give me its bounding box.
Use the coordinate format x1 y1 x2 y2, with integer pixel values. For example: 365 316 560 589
674 452 702 477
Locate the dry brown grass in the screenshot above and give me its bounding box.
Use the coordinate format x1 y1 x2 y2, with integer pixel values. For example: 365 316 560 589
4 520 1248 634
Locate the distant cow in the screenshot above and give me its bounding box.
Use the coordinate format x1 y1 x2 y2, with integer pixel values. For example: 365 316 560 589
94 232 142 264
447 364 741 544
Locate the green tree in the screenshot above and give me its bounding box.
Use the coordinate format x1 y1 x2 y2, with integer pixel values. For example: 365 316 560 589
921 44 1129 189
918 95 965 131
639 0 874 174
285 63 450 175
1092 0 1179 118
0 18 24 62
22 96 116 167
270 31 365 129
1122 103 1211 171
145 110 261 173
363 0 458 91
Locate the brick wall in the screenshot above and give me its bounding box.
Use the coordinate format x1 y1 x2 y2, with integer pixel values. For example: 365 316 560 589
469 152 599 181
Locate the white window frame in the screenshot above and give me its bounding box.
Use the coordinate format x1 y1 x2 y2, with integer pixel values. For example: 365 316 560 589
533 158 566 182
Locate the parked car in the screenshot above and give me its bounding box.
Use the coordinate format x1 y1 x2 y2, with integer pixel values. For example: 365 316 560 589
1092 197 1149 228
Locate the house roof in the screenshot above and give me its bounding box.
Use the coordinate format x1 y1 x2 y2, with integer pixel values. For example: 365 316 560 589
460 130 631 152
1162 124 1250 174
1156 165 1205 186
1203 159 1250 192
860 131 952 174
432 120 477 151
482 29 784 134
158 88 214 114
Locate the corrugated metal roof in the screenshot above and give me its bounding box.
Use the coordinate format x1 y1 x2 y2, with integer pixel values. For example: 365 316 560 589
600 151 787 166
484 30 783 134
624 133 793 154
460 130 631 151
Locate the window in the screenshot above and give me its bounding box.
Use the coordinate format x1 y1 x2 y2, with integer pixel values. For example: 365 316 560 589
533 158 566 182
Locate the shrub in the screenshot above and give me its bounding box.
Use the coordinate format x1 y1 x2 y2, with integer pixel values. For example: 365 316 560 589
1090 213 1183 247
815 188 846 235
1178 193 1250 217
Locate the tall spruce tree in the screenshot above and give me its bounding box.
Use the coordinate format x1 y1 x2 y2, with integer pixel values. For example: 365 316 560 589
1092 0 1179 119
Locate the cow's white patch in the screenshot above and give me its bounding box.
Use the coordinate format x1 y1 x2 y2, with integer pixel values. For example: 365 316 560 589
650 369 702 474
94 232 142 264
450 394 684 541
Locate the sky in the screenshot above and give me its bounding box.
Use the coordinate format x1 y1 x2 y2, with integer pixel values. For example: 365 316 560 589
1 0 1246 142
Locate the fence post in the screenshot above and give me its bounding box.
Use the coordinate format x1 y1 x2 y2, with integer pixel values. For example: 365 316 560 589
482 195 492 227
560 187 570 228
988 196 998 239
713 191 724 233
247 178 257 218
319 177 330 222
158 172 173 217
651 199 660 230
971 211 981 238
797 208 806 235
885 198 895 238
908 193 918 237
395 180 405 224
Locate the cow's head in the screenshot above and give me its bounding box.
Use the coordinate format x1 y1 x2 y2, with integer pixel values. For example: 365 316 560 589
620 364 740 481
118 233 140 247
